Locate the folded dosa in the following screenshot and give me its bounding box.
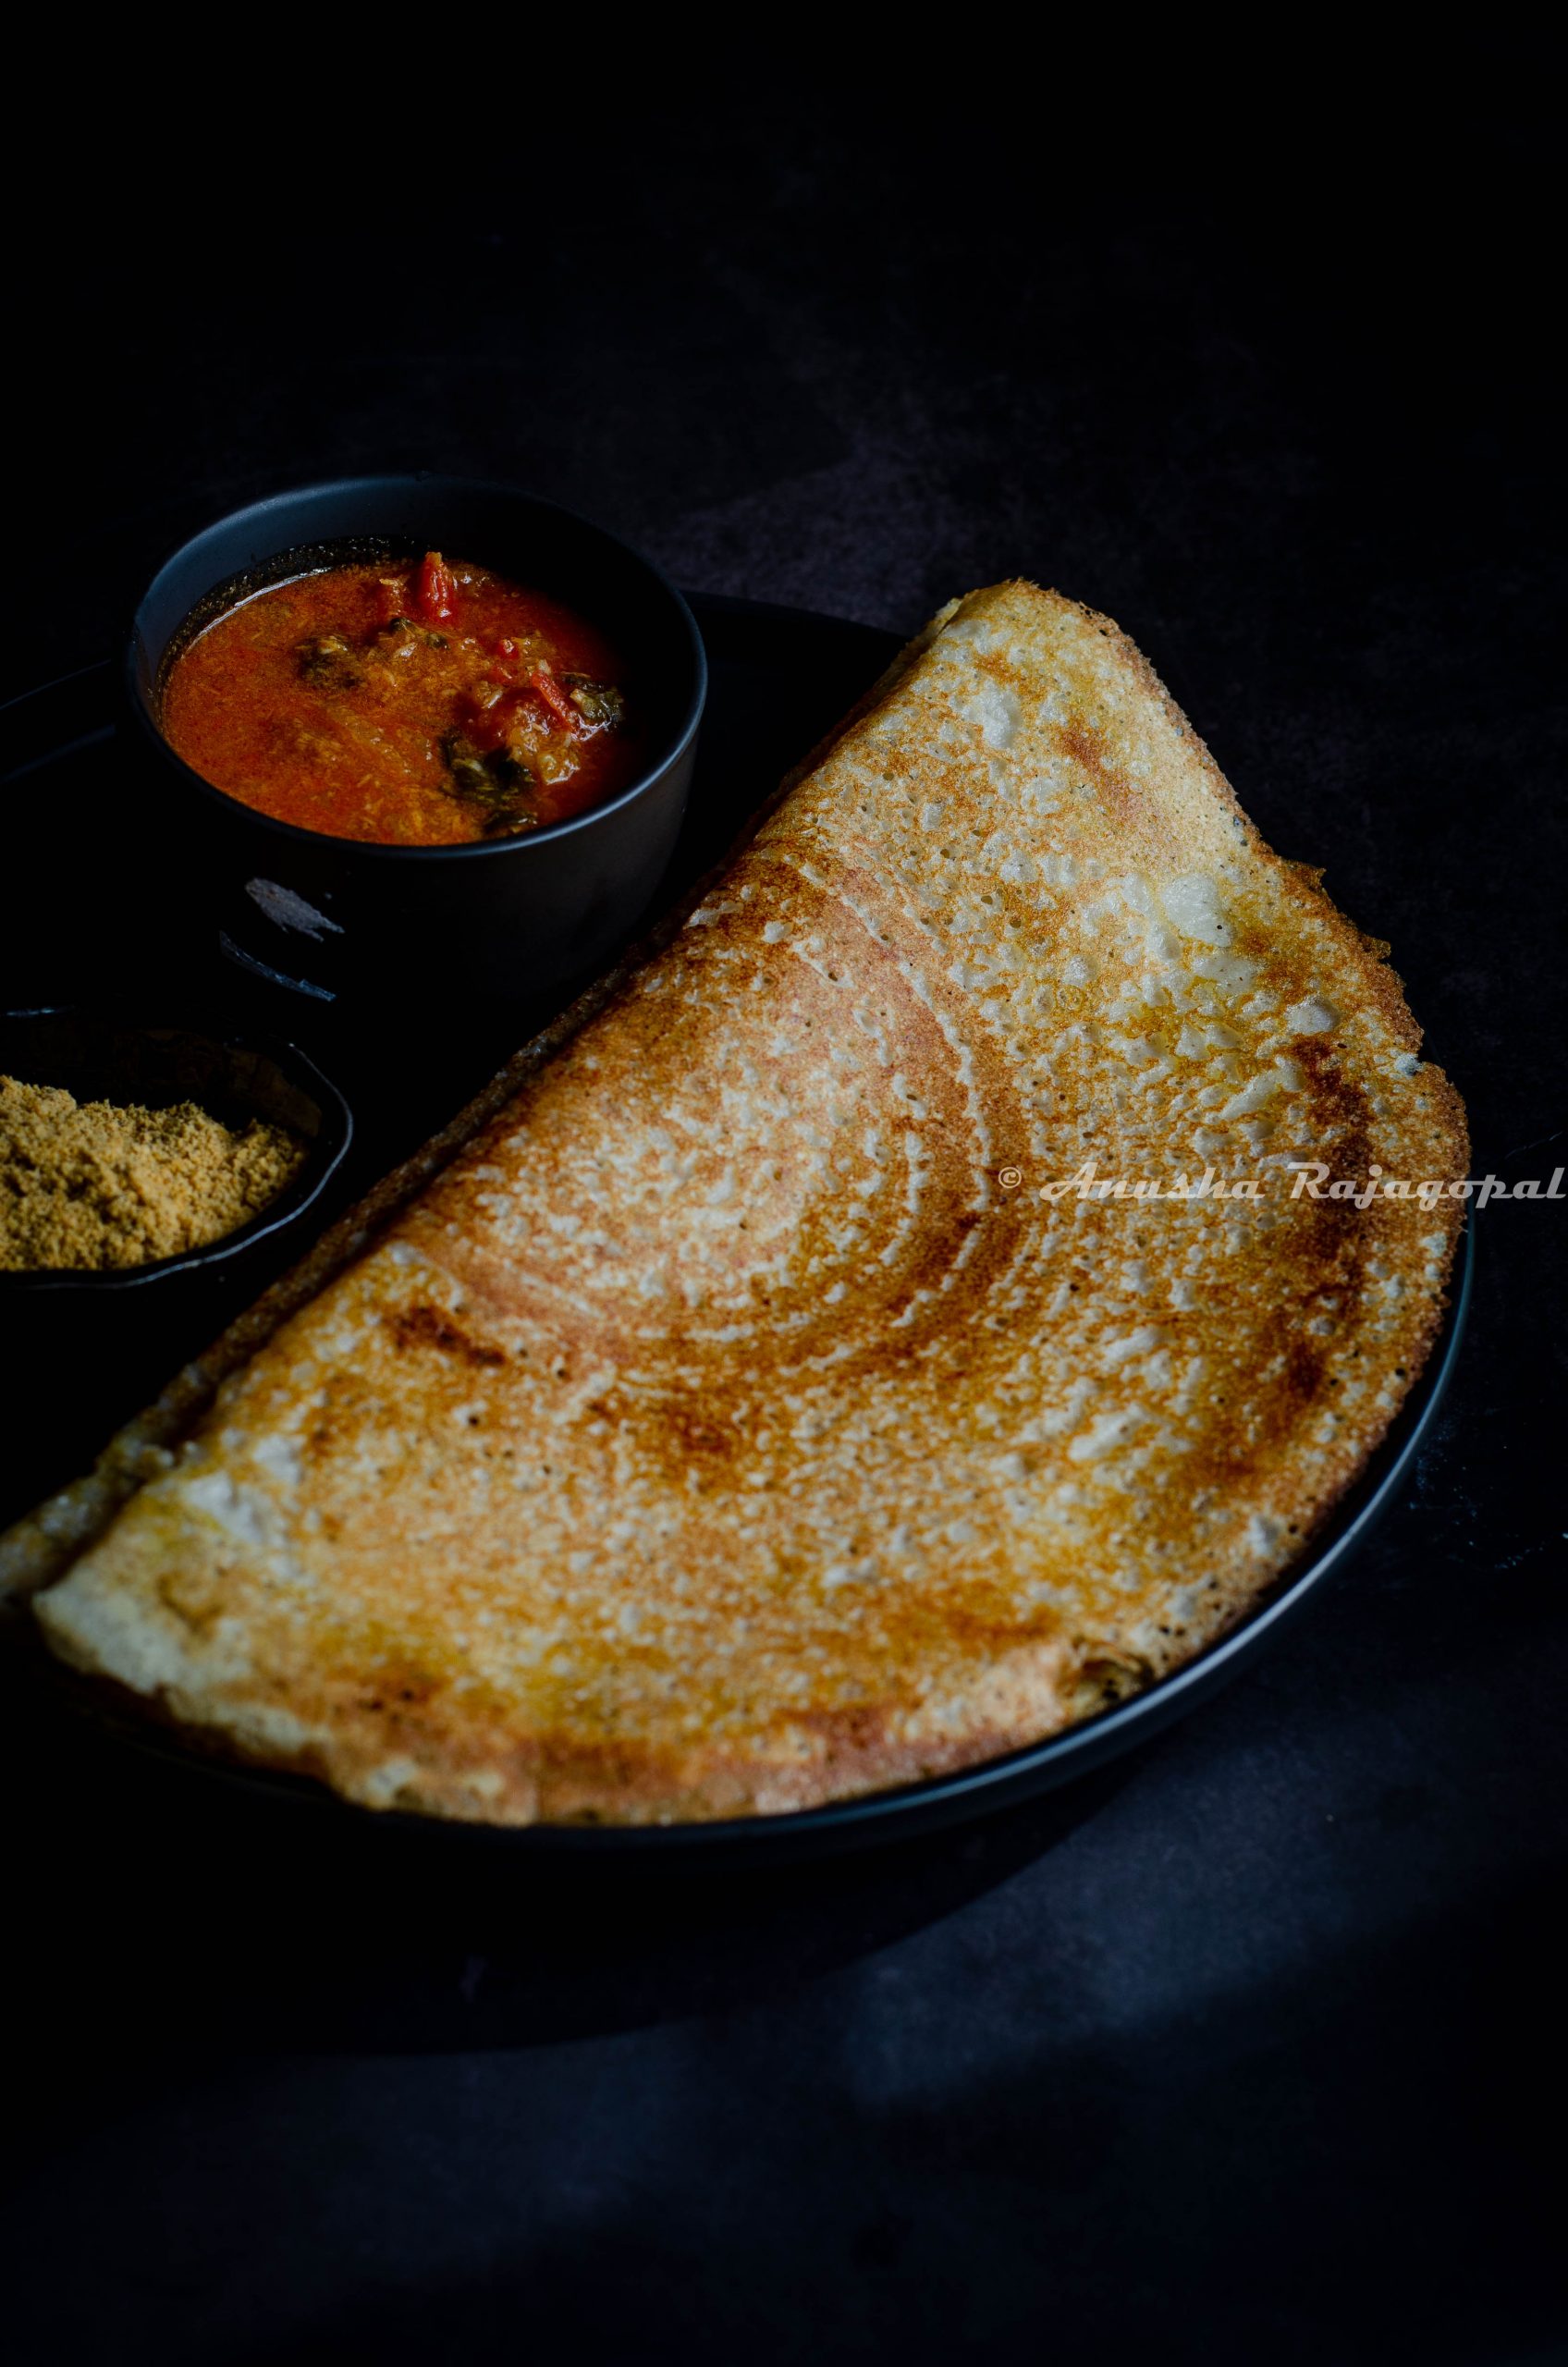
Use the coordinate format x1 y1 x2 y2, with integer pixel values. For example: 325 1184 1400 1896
25 585 1468 1821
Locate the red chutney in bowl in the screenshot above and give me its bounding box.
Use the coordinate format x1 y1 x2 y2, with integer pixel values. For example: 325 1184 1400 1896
159 553 640 846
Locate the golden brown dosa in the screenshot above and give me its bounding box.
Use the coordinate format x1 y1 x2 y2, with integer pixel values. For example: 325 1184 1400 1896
18 584 1468 1821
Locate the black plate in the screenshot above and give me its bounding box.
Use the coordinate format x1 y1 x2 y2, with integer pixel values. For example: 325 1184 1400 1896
0 597 1471 1864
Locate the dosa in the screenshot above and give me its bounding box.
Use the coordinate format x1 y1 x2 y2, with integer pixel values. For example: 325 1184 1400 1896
22 585 1468 1821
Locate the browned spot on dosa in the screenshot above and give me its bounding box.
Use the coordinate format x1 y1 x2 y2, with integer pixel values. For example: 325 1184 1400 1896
386 1304 507 1367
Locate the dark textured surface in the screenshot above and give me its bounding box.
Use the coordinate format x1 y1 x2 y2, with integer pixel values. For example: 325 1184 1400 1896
2 90 1563 2364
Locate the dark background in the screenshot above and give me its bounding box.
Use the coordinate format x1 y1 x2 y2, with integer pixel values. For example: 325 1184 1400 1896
3 67 1564 2364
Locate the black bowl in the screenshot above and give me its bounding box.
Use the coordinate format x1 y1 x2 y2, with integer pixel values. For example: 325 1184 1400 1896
0 1007 352 1292
124 478 706 1009
0 1008 353 1519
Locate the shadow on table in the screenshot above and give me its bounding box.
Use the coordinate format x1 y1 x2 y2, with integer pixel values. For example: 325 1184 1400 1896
202 1875 1564 2367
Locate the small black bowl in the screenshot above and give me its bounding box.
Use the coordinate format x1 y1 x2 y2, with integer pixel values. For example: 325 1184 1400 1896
124 477 706 1009
0 1008 351 1291
0 1008 353 1527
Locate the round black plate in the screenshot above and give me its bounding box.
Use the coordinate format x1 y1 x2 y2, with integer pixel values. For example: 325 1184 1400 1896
0 599 1471 1866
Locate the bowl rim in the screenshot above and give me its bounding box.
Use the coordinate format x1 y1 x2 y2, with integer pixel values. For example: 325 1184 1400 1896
124 473 709 865
0 1005 354 1291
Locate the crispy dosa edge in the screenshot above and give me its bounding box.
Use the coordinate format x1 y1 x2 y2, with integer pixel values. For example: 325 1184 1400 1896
0 598 961 1612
